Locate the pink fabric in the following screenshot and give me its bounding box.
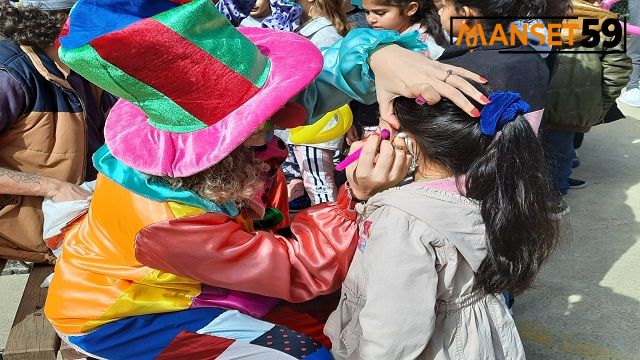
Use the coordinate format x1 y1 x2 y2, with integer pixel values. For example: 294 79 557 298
191 284 280 318
104 28 323 177
524 109 544 134
411 176 466 196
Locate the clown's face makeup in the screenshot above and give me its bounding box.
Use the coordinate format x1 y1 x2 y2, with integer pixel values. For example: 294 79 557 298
244 121 275 147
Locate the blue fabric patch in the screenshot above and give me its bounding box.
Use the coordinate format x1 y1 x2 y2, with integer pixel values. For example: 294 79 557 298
61 0 179 50
68 308 226 360
93 145 239 216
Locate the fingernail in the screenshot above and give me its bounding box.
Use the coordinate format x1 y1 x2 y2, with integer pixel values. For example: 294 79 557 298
480 95 491 104
415 96 427 106
471 108 481 117
479 76 488 84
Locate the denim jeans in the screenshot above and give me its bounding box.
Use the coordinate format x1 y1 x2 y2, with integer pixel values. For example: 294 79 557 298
628 0 640 88
542 129 575 196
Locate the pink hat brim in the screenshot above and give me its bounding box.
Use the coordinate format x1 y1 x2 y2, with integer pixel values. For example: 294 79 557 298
104 27 323 177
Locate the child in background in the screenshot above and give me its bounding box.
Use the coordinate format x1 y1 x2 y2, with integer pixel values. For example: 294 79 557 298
362 0 447 59
342 0 446 170
240 0 302 31
280 0 351 207
240 0 272 26
325 88 558 359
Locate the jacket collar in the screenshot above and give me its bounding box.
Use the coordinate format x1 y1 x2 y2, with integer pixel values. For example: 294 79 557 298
19 45 73 89
298 17 333 38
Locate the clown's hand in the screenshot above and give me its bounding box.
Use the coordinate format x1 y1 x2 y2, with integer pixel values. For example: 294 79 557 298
346 133 411 201
370 45 489 129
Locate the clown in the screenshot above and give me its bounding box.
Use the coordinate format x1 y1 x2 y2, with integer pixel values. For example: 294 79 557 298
44 0 487 358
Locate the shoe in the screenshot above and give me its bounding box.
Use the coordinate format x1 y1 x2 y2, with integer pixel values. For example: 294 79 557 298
619 88 640 107
548 198 570 220
568 178 587 189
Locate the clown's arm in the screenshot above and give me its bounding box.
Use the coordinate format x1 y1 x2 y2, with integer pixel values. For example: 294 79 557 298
134 184 359 303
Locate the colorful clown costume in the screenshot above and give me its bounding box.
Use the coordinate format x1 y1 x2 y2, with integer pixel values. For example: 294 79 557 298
44 0 433 357
64 308 331 359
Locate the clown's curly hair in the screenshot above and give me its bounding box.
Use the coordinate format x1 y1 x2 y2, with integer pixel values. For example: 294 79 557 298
0 0 68 48
151 146 269 206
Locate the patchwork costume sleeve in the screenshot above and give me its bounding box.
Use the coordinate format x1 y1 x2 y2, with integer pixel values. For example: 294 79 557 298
356 206 439 359
135 185 359 303
294 28 428 124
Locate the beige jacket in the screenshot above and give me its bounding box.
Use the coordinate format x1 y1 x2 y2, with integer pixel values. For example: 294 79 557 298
325 180 525 359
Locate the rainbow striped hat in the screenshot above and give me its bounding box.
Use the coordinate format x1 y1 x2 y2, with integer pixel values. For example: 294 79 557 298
60 0 323 177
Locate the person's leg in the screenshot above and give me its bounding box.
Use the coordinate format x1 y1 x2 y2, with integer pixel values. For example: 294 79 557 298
64 308 332 359
294 145 338 205
628 0 640 89
542 129 574 197
620 1 640 106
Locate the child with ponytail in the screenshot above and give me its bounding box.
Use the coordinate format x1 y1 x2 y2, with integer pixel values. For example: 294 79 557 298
325 86 558 359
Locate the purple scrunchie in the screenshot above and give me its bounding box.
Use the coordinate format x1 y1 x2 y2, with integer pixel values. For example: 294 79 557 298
479 91 530 136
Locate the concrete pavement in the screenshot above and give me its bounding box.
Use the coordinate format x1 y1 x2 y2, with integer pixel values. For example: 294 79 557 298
0 104 639 359
516 103 640 359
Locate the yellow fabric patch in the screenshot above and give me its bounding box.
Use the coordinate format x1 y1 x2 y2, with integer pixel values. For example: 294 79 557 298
168 201 206 218
82 269 201 332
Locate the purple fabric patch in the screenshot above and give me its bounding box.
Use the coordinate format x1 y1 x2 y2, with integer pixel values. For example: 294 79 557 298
191 284 280 319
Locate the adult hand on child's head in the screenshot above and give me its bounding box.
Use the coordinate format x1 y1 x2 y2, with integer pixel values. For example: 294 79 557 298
346 133 411 201
370 45 489 129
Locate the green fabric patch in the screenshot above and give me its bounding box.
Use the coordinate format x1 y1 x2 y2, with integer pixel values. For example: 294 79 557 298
60 44 207 132
153 0 271 88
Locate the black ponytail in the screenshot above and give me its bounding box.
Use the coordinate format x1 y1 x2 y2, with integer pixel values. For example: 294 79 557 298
394 88 558 296
465 115 557 295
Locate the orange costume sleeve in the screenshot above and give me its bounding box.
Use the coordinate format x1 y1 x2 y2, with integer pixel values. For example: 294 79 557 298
134 185 358 303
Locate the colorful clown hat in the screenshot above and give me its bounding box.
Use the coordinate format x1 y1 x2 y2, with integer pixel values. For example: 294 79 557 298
59 0 323 177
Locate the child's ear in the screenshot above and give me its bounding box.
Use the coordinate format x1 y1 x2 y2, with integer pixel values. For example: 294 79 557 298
461 5 479 18
406 2 419 17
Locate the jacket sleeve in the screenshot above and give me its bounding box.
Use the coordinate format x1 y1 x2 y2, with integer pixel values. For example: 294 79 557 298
0 71 26 134
357 205 438 359
293 28 428 124
600 38 632 116
134 185 359 303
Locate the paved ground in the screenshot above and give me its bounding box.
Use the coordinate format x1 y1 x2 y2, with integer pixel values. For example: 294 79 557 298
516 103 640 359
1 104 639 358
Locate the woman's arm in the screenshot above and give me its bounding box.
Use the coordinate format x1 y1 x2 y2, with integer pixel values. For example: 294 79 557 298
295 28 488 127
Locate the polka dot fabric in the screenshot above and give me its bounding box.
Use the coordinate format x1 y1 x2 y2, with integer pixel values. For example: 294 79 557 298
251 324 323 358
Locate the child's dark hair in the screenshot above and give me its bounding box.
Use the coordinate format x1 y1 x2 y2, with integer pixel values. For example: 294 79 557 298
394 85 558 295
450 0 573 26
0 0 68 49
379 0 448 46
